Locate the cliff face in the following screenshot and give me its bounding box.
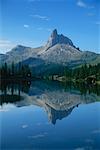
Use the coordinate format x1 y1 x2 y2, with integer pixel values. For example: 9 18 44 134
0 29 100 73
45 29 74 50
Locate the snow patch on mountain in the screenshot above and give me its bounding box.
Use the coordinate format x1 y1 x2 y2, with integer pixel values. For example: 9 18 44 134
39 44 82 64
0 29 100 69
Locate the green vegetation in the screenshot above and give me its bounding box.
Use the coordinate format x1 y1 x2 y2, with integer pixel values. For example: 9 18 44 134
43 63 100 85
0 61 100 85
0 79 31 105
63 63 100 84
0 62 31 79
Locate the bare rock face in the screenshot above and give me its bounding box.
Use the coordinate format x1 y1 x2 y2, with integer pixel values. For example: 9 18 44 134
45 29 74 50
0 29 100 70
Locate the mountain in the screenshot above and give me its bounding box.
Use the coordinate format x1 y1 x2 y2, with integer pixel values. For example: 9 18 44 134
44 29 74 50
0 45 44 65
0 29 100 74
9 80 100 124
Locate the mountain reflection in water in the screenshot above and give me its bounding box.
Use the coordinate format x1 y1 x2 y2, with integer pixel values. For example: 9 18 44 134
0 80 100 124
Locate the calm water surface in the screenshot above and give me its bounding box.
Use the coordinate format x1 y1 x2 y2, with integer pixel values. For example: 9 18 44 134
0 80 100 150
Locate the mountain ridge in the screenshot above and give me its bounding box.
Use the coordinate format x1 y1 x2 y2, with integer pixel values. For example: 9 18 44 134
0 29 100 74
45 29 74 50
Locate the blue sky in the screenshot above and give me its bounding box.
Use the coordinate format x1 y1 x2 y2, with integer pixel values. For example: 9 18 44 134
0 0 100 53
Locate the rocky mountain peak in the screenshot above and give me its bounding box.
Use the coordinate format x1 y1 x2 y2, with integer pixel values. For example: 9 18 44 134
45 29 74 50
51 29 58 38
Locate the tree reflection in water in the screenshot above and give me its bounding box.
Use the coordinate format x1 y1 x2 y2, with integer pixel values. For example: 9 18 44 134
0 80 31 105
0 80 100 124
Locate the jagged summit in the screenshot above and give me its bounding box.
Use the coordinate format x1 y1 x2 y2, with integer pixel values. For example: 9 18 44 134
51 29 58 38
0 29 100 70
45 29 74 50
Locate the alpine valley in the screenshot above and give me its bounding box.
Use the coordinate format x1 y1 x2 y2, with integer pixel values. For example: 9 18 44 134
1 29 100 75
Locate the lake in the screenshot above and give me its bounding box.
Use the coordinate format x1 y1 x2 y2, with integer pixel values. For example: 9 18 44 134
0 80 100 150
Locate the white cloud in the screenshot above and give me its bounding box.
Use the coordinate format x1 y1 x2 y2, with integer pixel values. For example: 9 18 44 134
28 132 48 139
95 21 100 25
0 39 16 54
0 104 16 112
92 129 100 134
77 0 95 9
28 134 45 139
87 13 95 16
74 147 85 150
77 0 87 8
22 124 28 128
0 108 9 112
24 24 29 28
31 14 49 21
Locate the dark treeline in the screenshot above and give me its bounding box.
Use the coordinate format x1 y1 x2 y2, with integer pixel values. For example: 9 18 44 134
0 79 100 106
0 79 31 94
0 62 31 79
64 63 100 82
0 80 31 105
0 62 100 84
62 81 100 96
